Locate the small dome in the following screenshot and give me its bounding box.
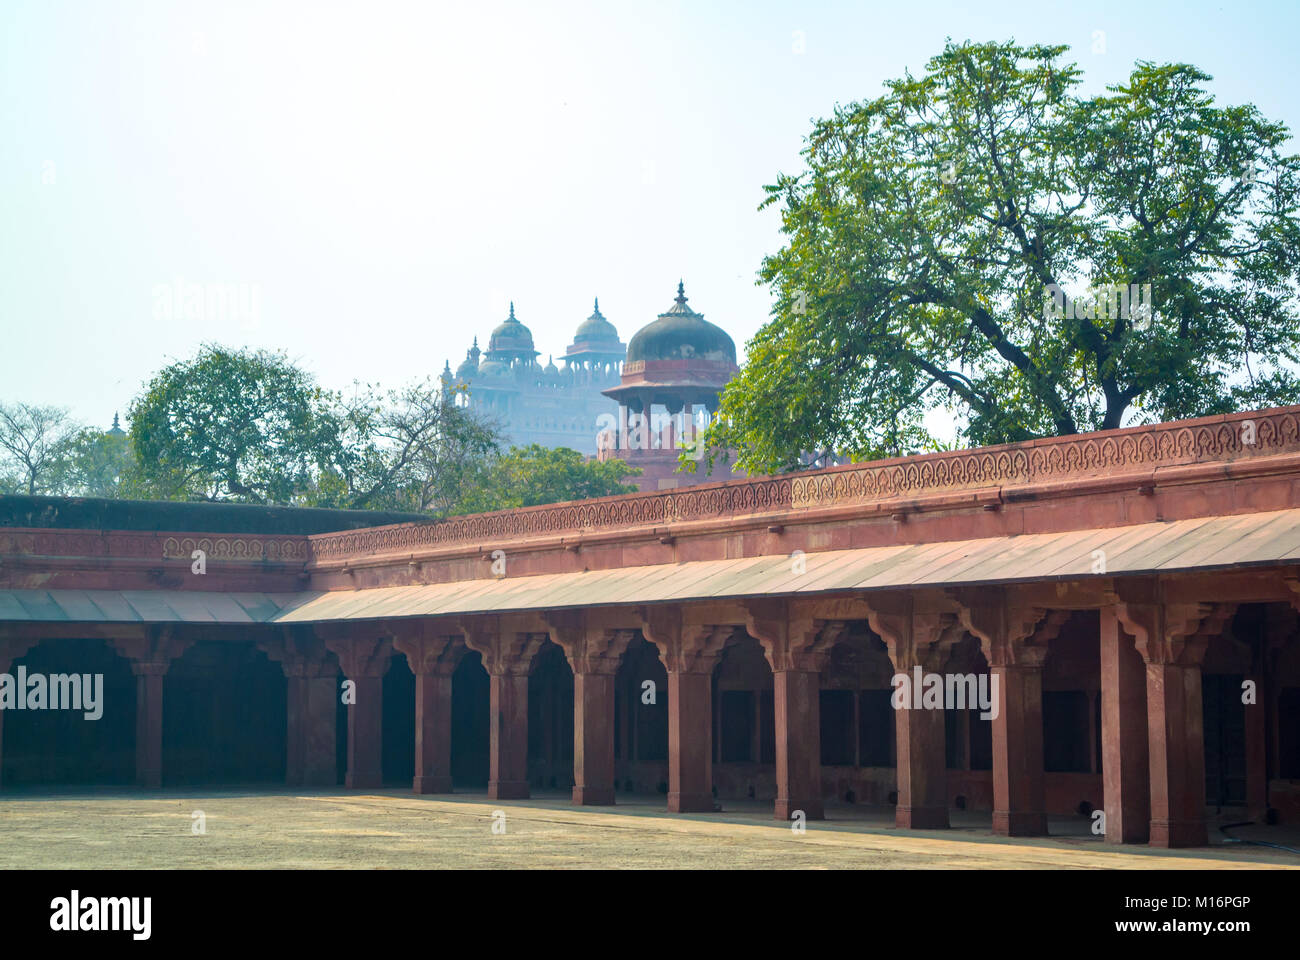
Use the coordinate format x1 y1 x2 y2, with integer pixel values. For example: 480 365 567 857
544 355 559 376
476 359 509 379
626 281 736 365
488 302 536 355
574 297 619 343
455 337 481 380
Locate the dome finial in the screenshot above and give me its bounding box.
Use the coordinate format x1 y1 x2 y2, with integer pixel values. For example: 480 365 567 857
594 296 600 313
508 301 516 321
676 279 687 304
112 412 120 430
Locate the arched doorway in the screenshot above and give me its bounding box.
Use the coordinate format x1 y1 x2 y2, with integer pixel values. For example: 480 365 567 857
2 637 135 786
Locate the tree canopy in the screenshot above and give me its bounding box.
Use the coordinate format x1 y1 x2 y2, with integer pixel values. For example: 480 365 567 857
702 40 1300 474
454 444 640 515
129 346 344 503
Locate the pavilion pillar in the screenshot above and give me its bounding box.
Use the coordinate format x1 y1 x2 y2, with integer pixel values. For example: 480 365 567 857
641 394 652 451
643 609 729 813
957 597 1067 837
548 613 634 806
864 594 961 829
460 619 546 800
745 600 845 822
324 636 393 790
260 629 338 786
394 626 466 794
111 627 195 789
1119 600 1234 847
0 638 39 789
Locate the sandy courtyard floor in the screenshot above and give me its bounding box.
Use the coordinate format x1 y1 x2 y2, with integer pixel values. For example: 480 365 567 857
1 788 1298 869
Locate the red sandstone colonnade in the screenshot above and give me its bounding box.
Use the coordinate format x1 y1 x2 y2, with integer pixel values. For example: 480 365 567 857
7 405 1300 847
209 577 1296 850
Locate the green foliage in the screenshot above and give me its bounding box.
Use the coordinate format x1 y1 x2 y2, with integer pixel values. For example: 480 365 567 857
320 379 504 514
9 348 639 517
455 444 640 514
129 345 342 503
705 40 1300 474
61 428 151 499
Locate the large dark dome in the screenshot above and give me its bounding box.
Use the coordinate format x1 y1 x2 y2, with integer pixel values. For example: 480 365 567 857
626 282 735 364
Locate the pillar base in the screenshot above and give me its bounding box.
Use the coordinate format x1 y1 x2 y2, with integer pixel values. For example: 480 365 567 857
413 775 453 795
489 780 530 800
1149 817 1207 848
993 810 1048 836
345 772 382 789
896 804 948 829
775 799 823 821
668 793 715 813
572 786 615 806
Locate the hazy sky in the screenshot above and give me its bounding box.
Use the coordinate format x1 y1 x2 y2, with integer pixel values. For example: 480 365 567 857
2 0 1297 430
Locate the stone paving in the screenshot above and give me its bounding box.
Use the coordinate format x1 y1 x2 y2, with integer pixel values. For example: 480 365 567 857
1 788 1297 869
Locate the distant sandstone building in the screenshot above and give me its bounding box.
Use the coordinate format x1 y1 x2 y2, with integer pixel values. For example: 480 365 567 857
444 283 743 490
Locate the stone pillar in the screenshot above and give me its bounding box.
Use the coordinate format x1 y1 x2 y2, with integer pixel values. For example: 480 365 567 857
959 600 1067 837
460 619 545 800
133 664 166 788
394 628 465 795
325 636 393 790
865 597 958 829
109 628 195 789
573 672 616 804
549 613 634 806
490 672 530 799
260 630 338 787
745 601 844 822
772 669 822 820
1244 668 1267 820
1119 601 1233 847
643 609 729 813
1099 607 1150 842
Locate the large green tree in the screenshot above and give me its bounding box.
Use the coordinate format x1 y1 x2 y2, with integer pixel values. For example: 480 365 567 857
128 345 510 510
704 40 1300 474
129 346 344 503
61 426 147 498
455 444 640 514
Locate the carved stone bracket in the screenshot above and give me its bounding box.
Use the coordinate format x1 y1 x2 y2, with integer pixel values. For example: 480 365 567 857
641 606 733 674
456 617 547 676
323 636 394 679
392 622 466 677
0 637 40 673
860 593 963 671
951 590 1069 668
1117 601 1237 666
109 625 196 676
743 598 846 673
258 626 337 678
547 611 636 675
